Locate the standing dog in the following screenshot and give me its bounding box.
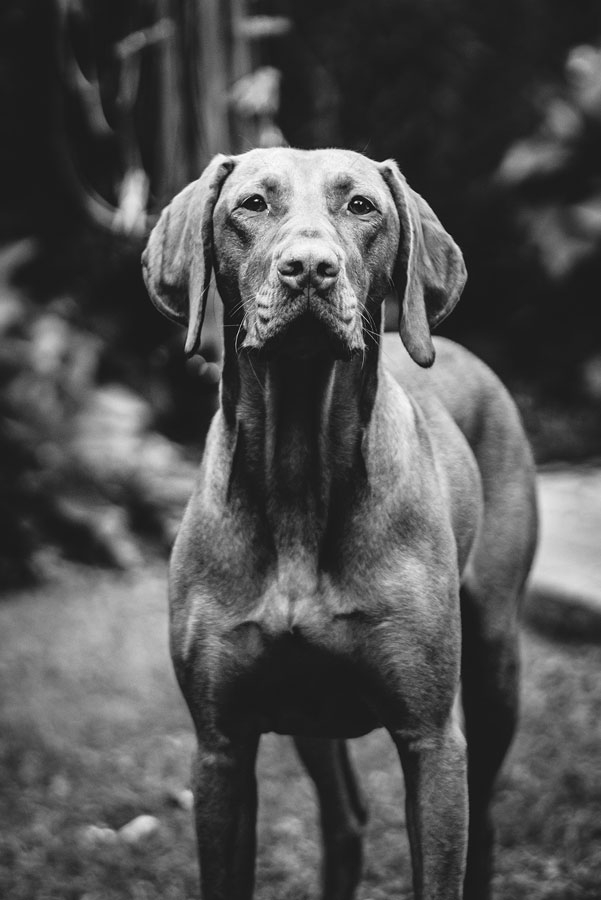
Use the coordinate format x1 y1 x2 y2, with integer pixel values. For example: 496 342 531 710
142 148 537 900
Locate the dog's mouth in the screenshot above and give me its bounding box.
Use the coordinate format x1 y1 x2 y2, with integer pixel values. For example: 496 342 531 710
268 313 348 359
250 310 363 361
239 287 365 360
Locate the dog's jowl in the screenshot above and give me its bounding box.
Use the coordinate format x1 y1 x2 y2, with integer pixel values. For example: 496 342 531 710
142 148 537 900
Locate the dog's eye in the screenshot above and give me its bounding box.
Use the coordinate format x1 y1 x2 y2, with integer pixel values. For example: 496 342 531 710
348 196 375 215
240 194 268 212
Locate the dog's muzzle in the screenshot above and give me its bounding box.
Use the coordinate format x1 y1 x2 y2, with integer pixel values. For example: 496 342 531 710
238 237 365 359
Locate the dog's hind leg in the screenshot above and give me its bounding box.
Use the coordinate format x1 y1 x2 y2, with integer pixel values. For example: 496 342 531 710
460 422 537 900
294 737 367 900
460 580 521 900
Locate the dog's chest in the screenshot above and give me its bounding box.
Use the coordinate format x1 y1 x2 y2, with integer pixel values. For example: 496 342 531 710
243 557 343 635
176 549 457 739
218 566 379 737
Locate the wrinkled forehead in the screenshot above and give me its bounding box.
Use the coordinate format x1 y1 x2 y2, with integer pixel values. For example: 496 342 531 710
218 148 392 206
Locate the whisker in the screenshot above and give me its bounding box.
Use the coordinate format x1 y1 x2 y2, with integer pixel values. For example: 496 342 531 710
235 321 245 355
229 298 247 318
363 304 378 328
360 308 380 344
247 354 265 395
360 311 379 333
361 325 379 340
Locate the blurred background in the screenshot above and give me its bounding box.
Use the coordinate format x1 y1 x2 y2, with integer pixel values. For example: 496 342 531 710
1 4 601 899
1 0 601 585
0 0 601 584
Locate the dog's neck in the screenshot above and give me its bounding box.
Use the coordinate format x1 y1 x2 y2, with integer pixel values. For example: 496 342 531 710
220 330 380 563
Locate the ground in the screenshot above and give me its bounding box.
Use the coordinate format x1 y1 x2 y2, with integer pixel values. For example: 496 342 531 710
0 559 600 900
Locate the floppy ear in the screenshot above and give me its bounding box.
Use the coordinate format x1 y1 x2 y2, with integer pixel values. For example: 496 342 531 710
380 160 467 368
142 154 235 357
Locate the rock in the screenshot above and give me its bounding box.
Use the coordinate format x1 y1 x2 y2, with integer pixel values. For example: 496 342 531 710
48 773 70 799
78 824 118 847
166 787 194 811
118 814 161 844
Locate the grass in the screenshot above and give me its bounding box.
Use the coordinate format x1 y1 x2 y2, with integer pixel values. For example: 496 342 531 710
1 564 600 899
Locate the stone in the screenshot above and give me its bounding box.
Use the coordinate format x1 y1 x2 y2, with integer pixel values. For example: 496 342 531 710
118 814 161 844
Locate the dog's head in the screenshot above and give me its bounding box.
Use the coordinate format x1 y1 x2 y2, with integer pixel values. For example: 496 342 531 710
142 148 466 366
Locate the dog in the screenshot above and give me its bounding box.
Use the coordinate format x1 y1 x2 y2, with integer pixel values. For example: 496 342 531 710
142 148 537 900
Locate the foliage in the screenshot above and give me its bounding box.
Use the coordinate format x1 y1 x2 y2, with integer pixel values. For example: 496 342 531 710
279 0 601 388
2 0 601 585
0 1 222 585
0 239 203 587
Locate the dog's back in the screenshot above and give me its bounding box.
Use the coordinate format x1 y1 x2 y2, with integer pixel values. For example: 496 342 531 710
384 330 538 623
384 335 537 536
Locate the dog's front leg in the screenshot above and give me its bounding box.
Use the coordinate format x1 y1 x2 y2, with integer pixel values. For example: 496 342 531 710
393 719 468 900
192 731 260 900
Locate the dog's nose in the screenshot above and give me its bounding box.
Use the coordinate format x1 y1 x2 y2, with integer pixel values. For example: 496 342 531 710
278 242 340 291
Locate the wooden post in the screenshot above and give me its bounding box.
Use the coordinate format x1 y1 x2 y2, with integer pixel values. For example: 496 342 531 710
197 0 231 162
230 0 253 85
156 0 183 204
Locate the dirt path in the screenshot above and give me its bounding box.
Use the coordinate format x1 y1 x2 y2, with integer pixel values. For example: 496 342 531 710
526 467 601 639
534 467 601 606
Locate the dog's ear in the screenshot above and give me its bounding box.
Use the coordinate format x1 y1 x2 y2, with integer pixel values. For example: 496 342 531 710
380 160 467 368
142 154 235 357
